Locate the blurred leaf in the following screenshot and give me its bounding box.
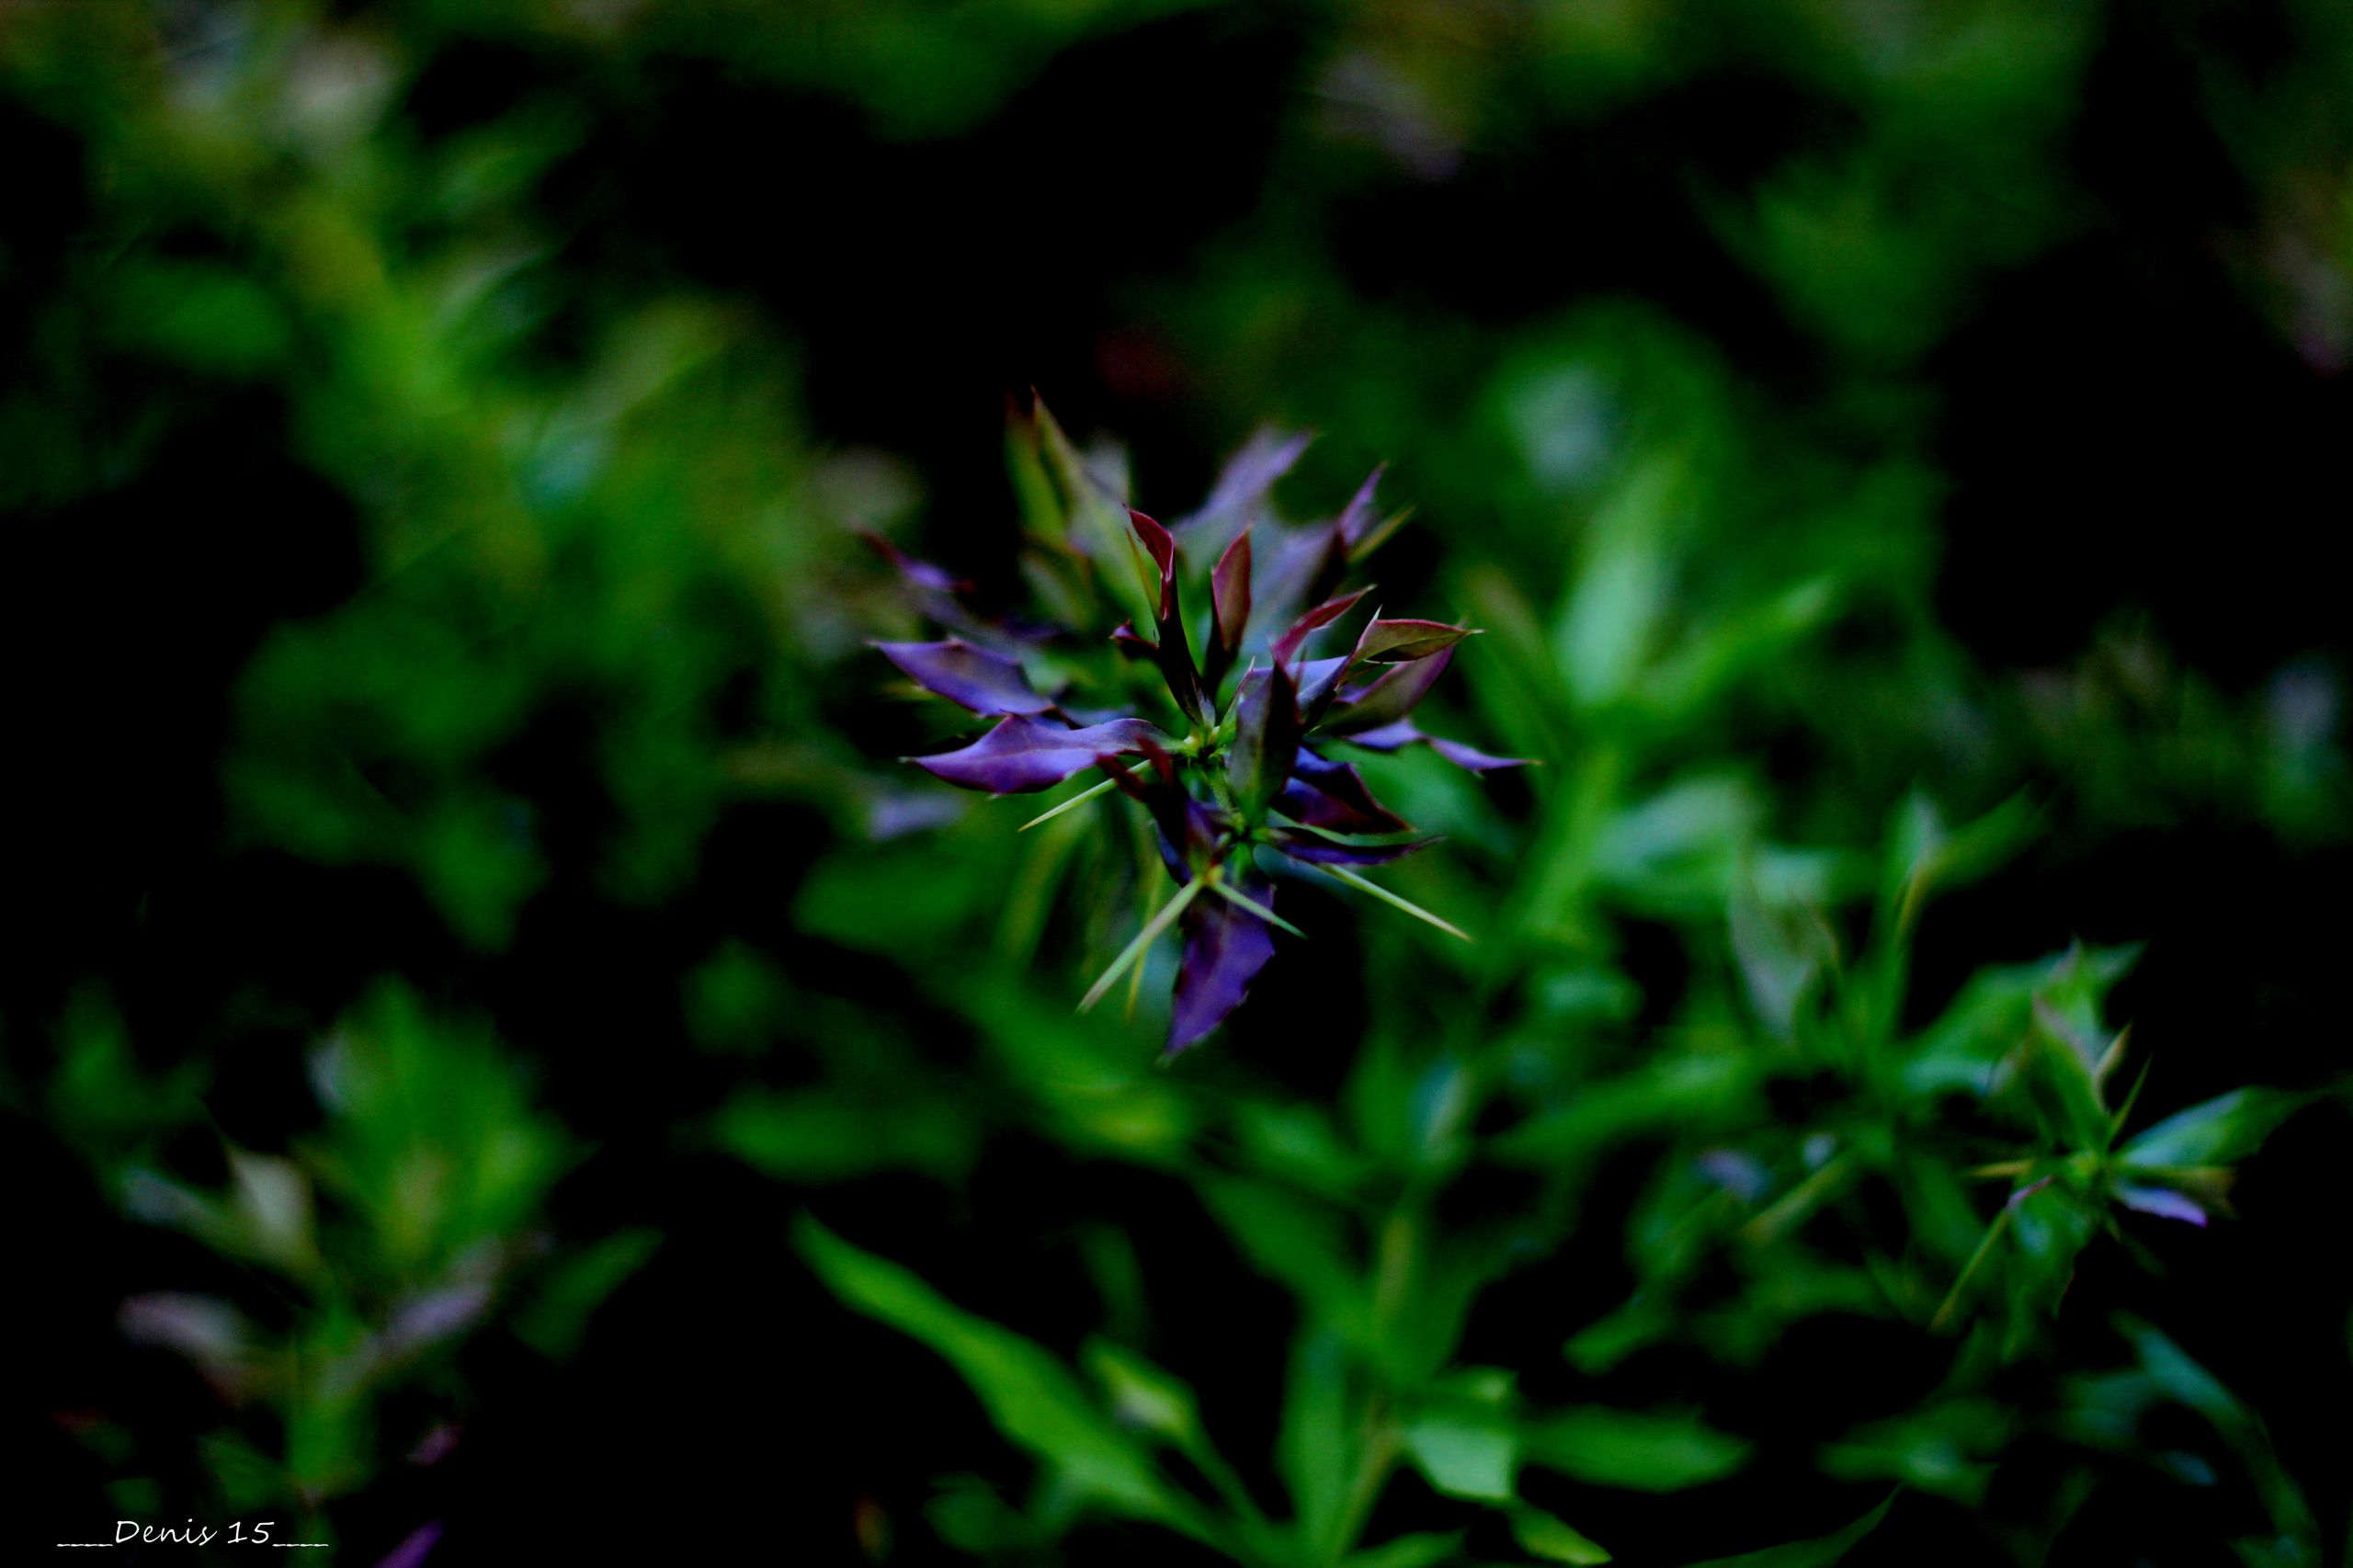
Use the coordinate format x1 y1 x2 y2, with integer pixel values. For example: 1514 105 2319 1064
1523 1407 1751 1492
2120 1088 2313 1172
1509 1504 1613 1564
1669 1493 1897 1568
1401 1407 1516 1501
794 1217 1208 1537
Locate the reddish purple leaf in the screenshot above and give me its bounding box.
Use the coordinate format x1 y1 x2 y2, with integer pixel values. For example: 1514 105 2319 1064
1280 749 1412 834
1229 662 1302 823
1321 648 1454 733
858 530 972 595
1271 587 1371 665
1129 508 1204 720
1168 872 1278 1054
1293 655 1352 717
1104 738 1222 871
876 640 1056 716
1108 619 1156 662
1207 529 1253 696
1351 618 1472 665
914 715 1169 793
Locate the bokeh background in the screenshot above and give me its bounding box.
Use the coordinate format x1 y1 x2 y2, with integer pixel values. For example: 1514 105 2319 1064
6 1 2350 1563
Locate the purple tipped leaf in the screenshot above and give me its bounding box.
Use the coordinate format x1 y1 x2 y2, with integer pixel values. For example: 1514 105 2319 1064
876 640 1057 716
1176 427 1313 557
1427 734 1531 773
1271 587 1371 665
1293 655 1352 719
1102 740 1223 873
1108 620 1156 662
1128 508 1204 721
1281 749 1412 834
859 530 972 595
1229 661 1302 824
1266 824 1438 866
1168 872 1279 1054
1321 648 1453 733
1207 529 1253 696
1328 716 1530 774
1336 466 1386 548
915 715 1170 793
1351 618 1473 665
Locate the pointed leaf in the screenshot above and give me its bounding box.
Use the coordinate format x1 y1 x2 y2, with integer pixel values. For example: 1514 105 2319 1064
1129 508 1203 720
1336 465 1386 548
1230 663 1302 823
859 530 972 595
1401 1409 1516 1500
1267 824 1437 867
1272 588 1371 665
877 640 1056 716
1177 427 1312 557
1669 1494 1897 1568
1352 618 1473 665
1330 717 1530 773
1207 529 1253 696
1321 649 1454 733
915 716 1169 793
2120 1087 2312 1170
1030 398 1154 629
1509 1506 1612 1564
1279 749 1412 835
1523 1408 1751 1492
1169 873 1277 1053
795 1219 1201 1531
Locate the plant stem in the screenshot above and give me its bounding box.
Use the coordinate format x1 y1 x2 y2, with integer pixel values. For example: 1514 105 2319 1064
1324 865 1471 942
1208 876 1306 938
1020 769 1127 831
1079 880 1203 1013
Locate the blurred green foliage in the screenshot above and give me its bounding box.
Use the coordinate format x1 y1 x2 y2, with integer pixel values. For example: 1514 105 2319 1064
6 1 2352 1564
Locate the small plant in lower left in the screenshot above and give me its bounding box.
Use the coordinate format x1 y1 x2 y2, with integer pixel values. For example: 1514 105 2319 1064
50 983 656 1540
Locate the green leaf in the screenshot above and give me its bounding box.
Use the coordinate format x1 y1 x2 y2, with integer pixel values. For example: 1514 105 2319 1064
1669 1493 1898 1567
1402 1409 1517 1501
1084 1339 1203 1449
1279 1328 1356 1556
794 1218 1202 1535
1509 1504 1613 1563
1346 1532 1469 1568
2120 1088 2312 1171
1523 1408 1752 1492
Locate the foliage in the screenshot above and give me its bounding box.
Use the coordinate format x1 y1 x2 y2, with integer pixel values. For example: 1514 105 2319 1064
6 2 2351 1564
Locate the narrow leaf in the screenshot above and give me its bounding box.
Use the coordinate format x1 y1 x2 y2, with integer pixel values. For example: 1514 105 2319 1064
1168 871 1277 1052
877 640 1056 716
915 716 1170 794
1207 529 1253 697
1230 662 1302 823
1272 587 1371 665
1352 618 1474 665
794 1218 1195 1529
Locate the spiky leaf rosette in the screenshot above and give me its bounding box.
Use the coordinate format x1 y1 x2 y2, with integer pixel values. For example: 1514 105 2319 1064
878 404 1524 1053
